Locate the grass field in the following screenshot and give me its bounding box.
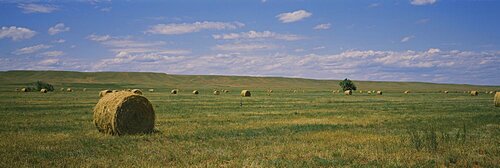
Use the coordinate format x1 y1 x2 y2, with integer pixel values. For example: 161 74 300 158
0 71 499 167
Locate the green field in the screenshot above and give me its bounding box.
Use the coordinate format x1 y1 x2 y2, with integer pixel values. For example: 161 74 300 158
1 71 499 167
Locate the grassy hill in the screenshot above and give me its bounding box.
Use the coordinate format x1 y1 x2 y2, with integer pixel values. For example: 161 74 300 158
0 70 498 92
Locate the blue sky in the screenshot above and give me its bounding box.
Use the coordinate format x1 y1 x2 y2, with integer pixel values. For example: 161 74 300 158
0 0 499 85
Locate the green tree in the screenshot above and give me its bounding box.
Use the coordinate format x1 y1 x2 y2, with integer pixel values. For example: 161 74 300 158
339 78 357 91
28 80 54 92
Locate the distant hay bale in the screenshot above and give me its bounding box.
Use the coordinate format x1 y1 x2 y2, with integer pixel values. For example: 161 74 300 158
15 88 19 92
293 90 297 93
66 88 72 92
495 92 499 107
241 90 251 97
470 91 478 96
40 89 47 93
344 90 352 95
93 91 155 135
376 91 383 95
192 90 199 94
99 90 113 98
171 89 177 94
131 89 142 95
268 89 273 93
489 91 494 94
359 90 363 93
60 88 65 91
404 90 410 94
148 89 154 92
367 91 372 94
223 90 229 93
213 90 220 95
444 91 449 94
21 88 28 92
83 88 87 92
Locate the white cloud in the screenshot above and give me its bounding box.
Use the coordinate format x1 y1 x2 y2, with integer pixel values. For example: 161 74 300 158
401 35 414 42
48 23 70 35
212 31 303 41
427 48 440 54
12 44 51 55
38 58 60 66
276 10 312 23
368 3 381 8
261 0 267 3
0 26 36 41
313 23 331 30
18 4 58 13
147 21 244 35
213 43 278 52
100 7 112 12
313 46 326 50
52 39 65 43
87 34 111 42
410 0 437 6
42 51 64 57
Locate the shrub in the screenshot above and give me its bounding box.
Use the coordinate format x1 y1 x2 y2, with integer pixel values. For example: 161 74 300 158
339 78 357 91
28 80 54 92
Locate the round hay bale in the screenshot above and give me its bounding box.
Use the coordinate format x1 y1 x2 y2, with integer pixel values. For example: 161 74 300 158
93 91 155 135
444 91 449 94
367 91 372 94
131 89 142 95
15 88 19 92
83 88 87 92
268 89 273 93
224 90 229 93
21 88 28 92
40 89 47 93
404 90 410 94
470 91 478 96
213 90 220 95
99 90 113 98
60 88 65 91
489 91 494 94
66 88 72 92
171 89 177 94
192 90 199 94
359 90 363 93
344 90 352 95
495 92 499 107
293 90 297 93
376 91 383 95
241 90 251 97
148 89 154 92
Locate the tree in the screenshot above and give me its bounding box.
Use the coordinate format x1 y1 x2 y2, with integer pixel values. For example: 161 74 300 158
28 80 54 92
339 78 357 91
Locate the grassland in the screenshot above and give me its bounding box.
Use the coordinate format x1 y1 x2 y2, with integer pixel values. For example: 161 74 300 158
0 71 499 167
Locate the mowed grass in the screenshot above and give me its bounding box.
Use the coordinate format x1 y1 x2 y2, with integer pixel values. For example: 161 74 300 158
0 87 499 167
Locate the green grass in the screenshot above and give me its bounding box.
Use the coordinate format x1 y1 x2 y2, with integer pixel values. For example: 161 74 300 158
0 71 499 167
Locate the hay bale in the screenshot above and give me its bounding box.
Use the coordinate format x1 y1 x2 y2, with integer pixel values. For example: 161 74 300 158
268 89 273 93
444 91 449 94
367 91 372 94
15 88 19 92
359 90 363 93
66 88 72 92
99 90 113 98
148 89 154 92
83 88 87 92
376 91 383 95
131 89 142 95
470 91 478 96
489 91 494 94
213 90 220 95
40 89 47 93
192 90 199 94
93 91 155 135
21 88 28 92
241 90 251 97
224 90 229 93
404 90 410 94
171 89 177 94
344 90 352 95
60 88 65 91
495 92 499 107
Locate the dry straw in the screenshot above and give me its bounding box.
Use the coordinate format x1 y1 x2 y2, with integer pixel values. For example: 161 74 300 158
344 90 352 95
131 89 142 95
495 92 499 107
93 91 155 135
377 91 383 95
40 89 47 93
193 90 199 94
99 90 113 98
241 90 251 97
171 89 177 94
213 90 220 95
470 91 478 96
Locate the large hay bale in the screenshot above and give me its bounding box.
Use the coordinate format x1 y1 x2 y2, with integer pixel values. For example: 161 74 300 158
344 90 352 95
148 89 154 92
241 90 251 97
213 90 220 95
93 91 155 135
404 90 410 94
470 91 478 96
192 90 199 94
171 89 177 94
67 88 72 92
99 90 113 98
377 91 383 95
130 89 142 95
40 89 47 93
495 92 499 107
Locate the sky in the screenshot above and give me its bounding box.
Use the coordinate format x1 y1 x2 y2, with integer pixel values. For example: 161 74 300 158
0 0 499 85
